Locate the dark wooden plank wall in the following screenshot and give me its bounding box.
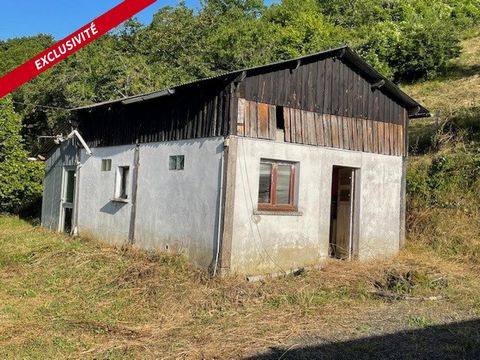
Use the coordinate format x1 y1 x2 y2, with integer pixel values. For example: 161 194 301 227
239 58 405 125
76 57 409 154
237 99 407 156
78 79 233 148
236 57 408 156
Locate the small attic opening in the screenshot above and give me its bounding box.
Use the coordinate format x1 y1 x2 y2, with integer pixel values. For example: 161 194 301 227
276 106 285 141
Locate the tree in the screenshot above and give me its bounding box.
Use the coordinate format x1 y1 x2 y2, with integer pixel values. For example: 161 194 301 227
263 0 347 60
0 96 44 214
317 0 462 81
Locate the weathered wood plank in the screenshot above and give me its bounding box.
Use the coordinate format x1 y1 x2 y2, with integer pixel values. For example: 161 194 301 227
307 111 317 145
315 112 325 146
341 116 348 150
324 58 333 115
268 104 276 140
249 101 257 138
237 98 246 136
284 107 291 142
331 115 339 148
295 108 302 143
258 102 269 139
323 114 332 147
362 118 368 152
316 59 326 113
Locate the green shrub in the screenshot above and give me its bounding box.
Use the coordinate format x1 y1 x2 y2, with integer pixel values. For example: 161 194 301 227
408 151 480 210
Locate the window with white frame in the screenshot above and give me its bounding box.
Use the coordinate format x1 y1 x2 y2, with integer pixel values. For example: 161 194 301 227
115 166 130 200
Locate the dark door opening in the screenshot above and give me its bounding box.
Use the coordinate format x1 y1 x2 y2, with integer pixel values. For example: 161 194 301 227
329 166 357 260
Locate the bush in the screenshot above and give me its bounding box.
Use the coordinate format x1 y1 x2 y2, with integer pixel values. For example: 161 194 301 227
0 96 44 214
407 151 480 210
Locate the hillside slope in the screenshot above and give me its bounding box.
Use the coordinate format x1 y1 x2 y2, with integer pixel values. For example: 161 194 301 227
403 30 480 114
404 29 480 265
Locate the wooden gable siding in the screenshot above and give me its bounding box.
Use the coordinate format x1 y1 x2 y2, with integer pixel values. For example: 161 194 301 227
78 79 233 148
236 99 407 156
234 57 408 156
238 57 405 125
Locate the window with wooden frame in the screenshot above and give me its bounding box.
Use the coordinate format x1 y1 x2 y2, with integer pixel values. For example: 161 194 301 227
258 159 297 211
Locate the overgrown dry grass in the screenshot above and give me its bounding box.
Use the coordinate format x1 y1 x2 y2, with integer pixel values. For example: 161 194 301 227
404 28 480 154
1 216 479 359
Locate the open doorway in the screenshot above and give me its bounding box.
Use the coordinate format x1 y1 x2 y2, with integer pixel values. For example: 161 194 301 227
329 166 358 260
60 166 76 233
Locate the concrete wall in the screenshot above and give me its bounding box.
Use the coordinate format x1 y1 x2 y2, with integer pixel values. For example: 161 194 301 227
76 138 224 268
41 140 77 231
134 138 224 268
229 137 403 275
42 134 402 275
77 144 136 246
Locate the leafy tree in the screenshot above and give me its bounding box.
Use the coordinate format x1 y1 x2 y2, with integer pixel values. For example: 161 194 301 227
0 96 43 214
318 0 462 81
0 34 54 76
264 0 347 60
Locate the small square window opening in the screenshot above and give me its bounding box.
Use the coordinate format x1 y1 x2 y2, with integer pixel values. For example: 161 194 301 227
101 159 112 171
169 155 185 170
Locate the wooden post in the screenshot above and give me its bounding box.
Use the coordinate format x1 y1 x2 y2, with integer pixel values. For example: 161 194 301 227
128 144 140 245
217 136 238 274
399 112 409 250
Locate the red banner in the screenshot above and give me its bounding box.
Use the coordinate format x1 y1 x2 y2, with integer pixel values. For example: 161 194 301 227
0 0 157 99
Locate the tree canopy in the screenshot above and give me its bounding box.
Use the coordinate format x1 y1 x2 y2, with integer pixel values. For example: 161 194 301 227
0 96 43 213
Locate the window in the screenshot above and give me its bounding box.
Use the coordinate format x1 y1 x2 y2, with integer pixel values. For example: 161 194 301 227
63 169 75 204
169 155 184 170
115 166 130 200
258 159 297 211
101 159 112 171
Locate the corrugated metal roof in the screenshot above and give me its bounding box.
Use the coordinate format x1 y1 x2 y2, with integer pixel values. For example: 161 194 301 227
73 45 429 117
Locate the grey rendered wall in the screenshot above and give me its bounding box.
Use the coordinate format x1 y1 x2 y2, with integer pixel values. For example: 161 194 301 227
230 137 403 275
134 138 224 268
41 140 77 231
77 144 136 246
76 138 224 268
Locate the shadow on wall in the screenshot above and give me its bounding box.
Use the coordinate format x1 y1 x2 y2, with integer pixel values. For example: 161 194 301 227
99 201 128 215
245 319 480 360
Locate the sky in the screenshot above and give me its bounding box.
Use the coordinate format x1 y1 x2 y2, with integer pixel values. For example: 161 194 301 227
0 0 277 41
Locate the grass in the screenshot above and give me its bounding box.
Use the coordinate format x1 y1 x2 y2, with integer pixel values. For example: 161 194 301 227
403 29 480 115
403 28 480 154
1 216 480 359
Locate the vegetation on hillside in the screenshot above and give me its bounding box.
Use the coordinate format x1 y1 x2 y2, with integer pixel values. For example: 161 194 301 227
405 28 480 265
